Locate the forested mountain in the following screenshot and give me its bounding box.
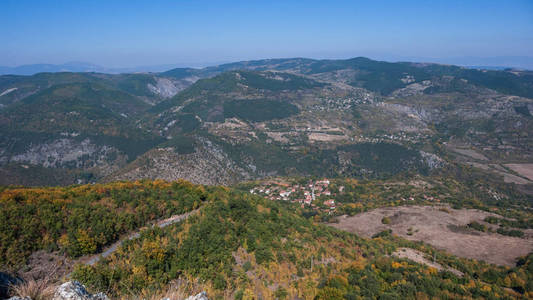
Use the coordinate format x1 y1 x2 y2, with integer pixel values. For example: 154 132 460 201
1 57 532 190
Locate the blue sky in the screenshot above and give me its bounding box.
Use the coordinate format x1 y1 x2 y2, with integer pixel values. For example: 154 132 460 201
1 0 532 67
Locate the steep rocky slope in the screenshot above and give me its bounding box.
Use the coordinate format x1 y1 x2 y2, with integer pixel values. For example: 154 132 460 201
108 137 252 185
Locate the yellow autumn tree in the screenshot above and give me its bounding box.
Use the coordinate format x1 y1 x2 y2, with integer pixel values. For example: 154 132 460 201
314 287 344 300
77 229 97 254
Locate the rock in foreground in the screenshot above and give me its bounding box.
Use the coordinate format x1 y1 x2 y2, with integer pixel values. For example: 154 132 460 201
185 292 208 300
53 281 108 300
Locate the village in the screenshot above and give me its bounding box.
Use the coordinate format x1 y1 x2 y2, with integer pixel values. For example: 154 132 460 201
249 178 344 214
352 131 431 144
310 94 374 111
248 177 448 217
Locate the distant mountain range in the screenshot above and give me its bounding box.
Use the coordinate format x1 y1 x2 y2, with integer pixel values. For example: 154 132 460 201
0 61 204 75
1 56 532 75
426 56 533 70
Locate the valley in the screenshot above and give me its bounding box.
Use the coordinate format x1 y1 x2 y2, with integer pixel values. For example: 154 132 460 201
1 57 533 299
1 57 533 188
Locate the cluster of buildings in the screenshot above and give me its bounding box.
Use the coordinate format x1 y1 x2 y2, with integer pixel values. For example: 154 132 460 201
397 194 440 203
249 179 342 213
352 132 430 144
310 95 373 112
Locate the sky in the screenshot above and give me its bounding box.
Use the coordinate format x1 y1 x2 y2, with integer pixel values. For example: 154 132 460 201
1 0 532 68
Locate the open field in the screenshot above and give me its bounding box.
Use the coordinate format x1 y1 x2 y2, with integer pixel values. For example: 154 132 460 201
448 147 488 161
308 132 348 142
330 205 533 266
467 162 532 184
505 163 533 181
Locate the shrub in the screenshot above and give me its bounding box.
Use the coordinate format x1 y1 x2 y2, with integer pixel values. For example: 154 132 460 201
274 286 288 299
255 246 274 265
467 222 486 232
9 278 55 300
213 274 227 290
484 216 499 224
372 229 392 239
243 261 252 272
234 290 244 300
314 287 344 300
497 228 524 237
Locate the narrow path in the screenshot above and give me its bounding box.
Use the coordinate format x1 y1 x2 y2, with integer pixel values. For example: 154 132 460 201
84 208 200 266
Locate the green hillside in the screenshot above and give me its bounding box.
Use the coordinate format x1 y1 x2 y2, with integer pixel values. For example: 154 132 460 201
152 70 324 113
1 180 531 299
1 82 148 132
0 71 174 109
161 67 201 79
0 180 204 267
0 82 164 166
169 57 533 97
2 56 533 188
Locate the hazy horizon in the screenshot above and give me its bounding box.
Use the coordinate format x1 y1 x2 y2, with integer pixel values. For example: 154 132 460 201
2 55 533 76
2 0 532 69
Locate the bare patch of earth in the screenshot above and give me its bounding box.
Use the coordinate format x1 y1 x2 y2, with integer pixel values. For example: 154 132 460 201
449 147 488 161
0 88 17 97
330 205 533 266
265 132 291 143
505 164 533 181
215 118 250 130
308 132 348 142
499 171 532 184
468 162 532 184
392 248 463 277
17 251 73 281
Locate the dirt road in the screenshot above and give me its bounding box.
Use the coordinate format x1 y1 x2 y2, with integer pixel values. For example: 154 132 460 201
84 209 199 266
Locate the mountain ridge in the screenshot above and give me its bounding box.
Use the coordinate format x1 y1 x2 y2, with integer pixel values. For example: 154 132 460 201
1 56 532 188
3 55 532 76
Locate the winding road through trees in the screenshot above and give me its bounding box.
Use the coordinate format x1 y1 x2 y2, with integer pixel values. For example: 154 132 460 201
84 208 200 266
